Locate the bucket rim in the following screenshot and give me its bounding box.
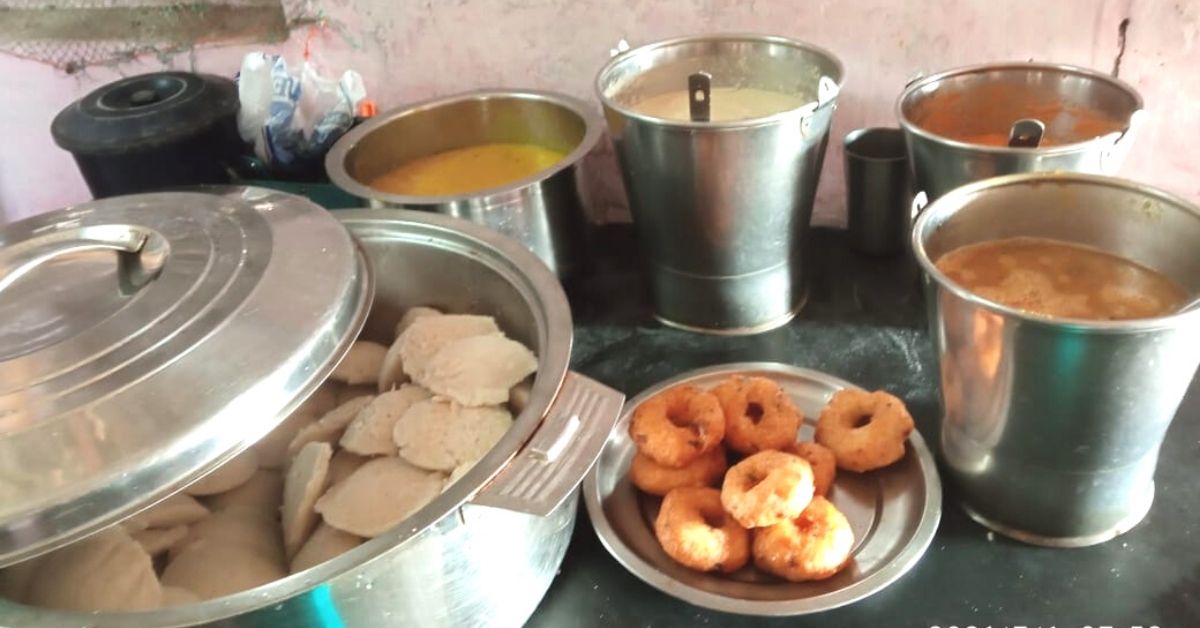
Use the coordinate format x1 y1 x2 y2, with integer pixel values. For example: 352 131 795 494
324 88 603 206
594 32 846 131
894 61 1145 156
911 171 1200 334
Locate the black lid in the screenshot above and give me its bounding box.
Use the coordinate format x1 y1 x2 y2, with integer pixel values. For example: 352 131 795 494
51 71 239 155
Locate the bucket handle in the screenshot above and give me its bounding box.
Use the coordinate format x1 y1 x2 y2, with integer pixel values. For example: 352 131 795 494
468 371 624 517
799 75 840 140
911 190 930 222
1099 109 1146 172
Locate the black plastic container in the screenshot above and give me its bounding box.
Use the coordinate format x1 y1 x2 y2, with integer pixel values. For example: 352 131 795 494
51 71 243 198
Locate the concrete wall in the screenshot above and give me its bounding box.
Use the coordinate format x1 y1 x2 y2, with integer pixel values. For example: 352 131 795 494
2 0 1197 224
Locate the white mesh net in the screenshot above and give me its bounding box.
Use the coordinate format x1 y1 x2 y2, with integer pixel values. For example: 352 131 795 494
0 0 312 71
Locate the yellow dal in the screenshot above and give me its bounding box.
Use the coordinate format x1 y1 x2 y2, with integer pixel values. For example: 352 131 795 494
367 143 567 196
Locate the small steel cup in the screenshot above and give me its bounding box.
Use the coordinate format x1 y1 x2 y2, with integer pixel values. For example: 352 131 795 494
843 128 911 256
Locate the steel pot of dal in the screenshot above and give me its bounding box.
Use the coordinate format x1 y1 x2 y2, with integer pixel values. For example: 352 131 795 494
898 62 1144 202
912 172 1200 547
0 190 623 626
325 89 604 279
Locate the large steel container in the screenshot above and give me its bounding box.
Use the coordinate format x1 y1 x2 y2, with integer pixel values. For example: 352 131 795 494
325 90 603 278
0 190 623 626
596 33 844 334
912 173 1200 547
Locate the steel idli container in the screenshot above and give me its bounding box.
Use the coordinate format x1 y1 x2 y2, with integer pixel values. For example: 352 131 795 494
0 188 623 626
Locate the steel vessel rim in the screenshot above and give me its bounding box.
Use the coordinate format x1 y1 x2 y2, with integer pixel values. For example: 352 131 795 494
911 172 1200 333
325 89 603 205
843 127 908 162
894 61 1144 156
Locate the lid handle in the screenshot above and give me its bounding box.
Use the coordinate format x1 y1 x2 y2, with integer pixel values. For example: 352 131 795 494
0 224 164 297
468 371 624 517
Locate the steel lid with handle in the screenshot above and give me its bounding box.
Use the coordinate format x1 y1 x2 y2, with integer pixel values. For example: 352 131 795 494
0 187 371 567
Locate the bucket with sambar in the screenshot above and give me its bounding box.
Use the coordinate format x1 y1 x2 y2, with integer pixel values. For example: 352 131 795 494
897 63 1143 202
912 172 1200 547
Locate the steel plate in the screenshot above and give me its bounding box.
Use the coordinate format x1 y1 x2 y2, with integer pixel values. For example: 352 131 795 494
583 362 942 616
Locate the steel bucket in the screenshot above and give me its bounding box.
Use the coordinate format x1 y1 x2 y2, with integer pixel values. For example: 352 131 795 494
596 33 844 334
897 63 1143 202
912 173 1200 547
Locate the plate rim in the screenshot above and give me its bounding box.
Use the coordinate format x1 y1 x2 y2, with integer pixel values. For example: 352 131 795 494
583 361 943 616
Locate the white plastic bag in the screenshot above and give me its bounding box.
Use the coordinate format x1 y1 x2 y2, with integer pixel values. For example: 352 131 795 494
236 53 367 174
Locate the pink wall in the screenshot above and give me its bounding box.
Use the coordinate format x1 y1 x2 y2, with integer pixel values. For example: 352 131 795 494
2 0 1197 224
